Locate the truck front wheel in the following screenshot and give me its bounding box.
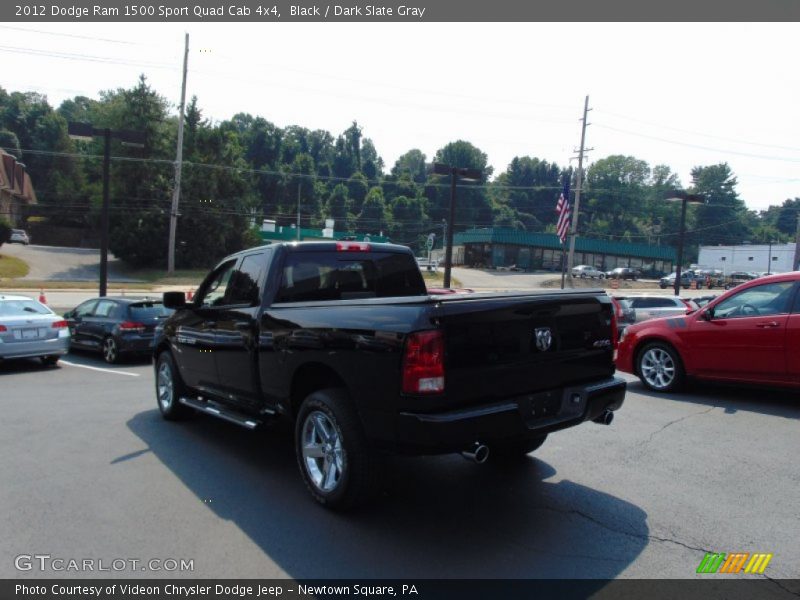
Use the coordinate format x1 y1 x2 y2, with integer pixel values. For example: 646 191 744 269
295 389 381 510
155 351 192 420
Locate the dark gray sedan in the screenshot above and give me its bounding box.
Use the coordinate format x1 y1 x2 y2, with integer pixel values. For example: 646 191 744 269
65 297 173 363
0 295 70 365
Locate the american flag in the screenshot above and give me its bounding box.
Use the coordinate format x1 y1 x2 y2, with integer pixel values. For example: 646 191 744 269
555 179 571 244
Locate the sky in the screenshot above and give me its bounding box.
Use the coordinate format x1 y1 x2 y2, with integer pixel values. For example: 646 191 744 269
1 22 799 212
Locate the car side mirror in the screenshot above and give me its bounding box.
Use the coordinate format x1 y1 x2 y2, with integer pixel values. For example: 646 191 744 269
163 291 187 309
701 308 714 321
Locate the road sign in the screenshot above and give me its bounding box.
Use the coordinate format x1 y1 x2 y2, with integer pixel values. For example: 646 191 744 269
426 233 435 251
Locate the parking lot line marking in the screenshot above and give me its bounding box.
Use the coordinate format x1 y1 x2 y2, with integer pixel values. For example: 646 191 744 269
60 360 140 377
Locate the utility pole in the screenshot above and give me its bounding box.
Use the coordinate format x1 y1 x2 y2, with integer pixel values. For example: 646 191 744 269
167 33 189 275
566 95 592 284
100 129 111 297
296 182 301 240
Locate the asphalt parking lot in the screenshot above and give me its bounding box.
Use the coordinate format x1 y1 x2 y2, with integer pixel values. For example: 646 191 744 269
1 350 798 584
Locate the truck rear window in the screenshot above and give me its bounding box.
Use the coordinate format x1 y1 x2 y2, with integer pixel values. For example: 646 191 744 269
276 252 426 302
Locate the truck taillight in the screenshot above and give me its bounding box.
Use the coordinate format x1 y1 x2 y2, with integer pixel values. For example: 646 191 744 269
51 320 68 329
402 330 445 394
119 321 146 333
336 242 371 252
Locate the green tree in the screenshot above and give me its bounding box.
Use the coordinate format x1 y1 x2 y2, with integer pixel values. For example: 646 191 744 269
356 186 389 234
391 149 427 184
425 140 493 230
689 163 749 247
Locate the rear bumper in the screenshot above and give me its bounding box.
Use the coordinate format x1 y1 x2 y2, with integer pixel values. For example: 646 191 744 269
0 336 70 360
394 377 626 454
118 334 155 354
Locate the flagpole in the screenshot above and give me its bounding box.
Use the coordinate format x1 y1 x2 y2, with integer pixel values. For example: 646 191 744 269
560 243 567 289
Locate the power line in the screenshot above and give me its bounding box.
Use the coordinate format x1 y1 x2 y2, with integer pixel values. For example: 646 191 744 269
595 108 800 153
594 123 800 163
0 25 147 46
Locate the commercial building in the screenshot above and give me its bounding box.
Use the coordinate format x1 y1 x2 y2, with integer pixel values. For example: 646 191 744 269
697 243 795 274
453 228 676 276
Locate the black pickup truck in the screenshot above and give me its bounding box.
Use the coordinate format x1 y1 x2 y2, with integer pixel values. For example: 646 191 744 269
155 241 625 509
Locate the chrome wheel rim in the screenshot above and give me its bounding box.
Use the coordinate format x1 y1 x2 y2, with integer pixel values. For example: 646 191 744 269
640 348 676 390
103 338 117 363
301 410 345 493
157 361 174 410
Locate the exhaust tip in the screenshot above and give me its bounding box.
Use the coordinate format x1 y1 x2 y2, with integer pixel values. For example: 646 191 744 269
593 410 614 425
461 443 490 464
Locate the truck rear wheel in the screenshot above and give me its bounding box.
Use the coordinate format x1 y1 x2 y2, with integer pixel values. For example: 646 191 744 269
489 435 548 461
295 389 381 510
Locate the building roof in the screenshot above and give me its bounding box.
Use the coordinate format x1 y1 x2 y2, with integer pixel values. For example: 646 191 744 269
454 227 676 261
0 149 37 204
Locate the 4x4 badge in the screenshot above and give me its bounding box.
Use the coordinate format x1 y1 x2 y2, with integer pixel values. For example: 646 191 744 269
534 327 552 352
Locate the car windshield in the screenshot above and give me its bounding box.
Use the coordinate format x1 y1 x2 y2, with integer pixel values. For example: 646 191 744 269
0 299 52 316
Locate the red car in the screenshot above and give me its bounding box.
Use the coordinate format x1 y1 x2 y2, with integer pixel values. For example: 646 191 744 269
616 272 800 392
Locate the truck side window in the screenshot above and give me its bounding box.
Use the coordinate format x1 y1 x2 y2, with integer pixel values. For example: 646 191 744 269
197 260 237 308
225 253 267 306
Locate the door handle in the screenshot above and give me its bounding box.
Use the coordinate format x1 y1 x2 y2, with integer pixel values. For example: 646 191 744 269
755 321 779 328
206 321 217 328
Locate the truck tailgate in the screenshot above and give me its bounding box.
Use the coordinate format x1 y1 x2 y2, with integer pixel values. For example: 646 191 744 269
432 291 615 410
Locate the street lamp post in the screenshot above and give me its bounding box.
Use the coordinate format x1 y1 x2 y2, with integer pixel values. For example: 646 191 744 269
68 122 144 297
431 163 482 288
664 190 704 297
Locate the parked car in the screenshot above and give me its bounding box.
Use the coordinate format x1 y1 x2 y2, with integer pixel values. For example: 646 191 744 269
571 264 605 279
154 241 626 509
617 272 800 392
659 271 697 289
64 297 172 363
693 269 725 288
723 272 759 290
0 294 70 365
9 229 30 245
610 296 636 338
616 295 693 324
606 267 640 280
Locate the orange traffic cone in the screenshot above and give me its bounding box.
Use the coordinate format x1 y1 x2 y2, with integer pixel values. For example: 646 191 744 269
38 289 47 304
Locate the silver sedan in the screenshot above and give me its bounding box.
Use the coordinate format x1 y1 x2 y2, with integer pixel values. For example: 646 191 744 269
0 295 70 365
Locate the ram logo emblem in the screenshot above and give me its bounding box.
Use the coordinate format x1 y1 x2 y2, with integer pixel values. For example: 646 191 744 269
534 327 552 352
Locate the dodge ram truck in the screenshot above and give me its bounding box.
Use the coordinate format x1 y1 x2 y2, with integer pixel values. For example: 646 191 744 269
155 241 625 509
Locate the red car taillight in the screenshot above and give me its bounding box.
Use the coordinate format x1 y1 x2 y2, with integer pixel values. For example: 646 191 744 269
51 320 68 329
0 324 6 332
402 330 445 394
119 321 146 333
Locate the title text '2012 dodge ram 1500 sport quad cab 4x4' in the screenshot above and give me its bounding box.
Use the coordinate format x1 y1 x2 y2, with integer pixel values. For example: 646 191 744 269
155 241 625 509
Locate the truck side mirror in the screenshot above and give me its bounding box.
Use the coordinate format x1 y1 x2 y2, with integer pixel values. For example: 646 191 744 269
163 291 187 309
